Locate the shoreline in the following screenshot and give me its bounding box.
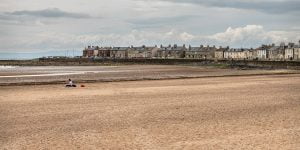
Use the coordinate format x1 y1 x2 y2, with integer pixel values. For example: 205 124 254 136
1 72 299 86
1 58 300 69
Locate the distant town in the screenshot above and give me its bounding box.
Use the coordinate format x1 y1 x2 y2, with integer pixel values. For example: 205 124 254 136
83 40 300 61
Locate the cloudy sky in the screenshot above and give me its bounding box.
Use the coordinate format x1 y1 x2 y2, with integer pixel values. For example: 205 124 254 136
0 0 300 52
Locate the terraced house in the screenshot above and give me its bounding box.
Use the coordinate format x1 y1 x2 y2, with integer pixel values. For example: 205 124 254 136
268 45 285 61
98 47 112 58
83 40 300 61
157 44 186 59
285 42 300 60
214 46 229 60
185 45 217 59
223 49 247 60
83 46 100 58
110 47 129 59
128 45 159 59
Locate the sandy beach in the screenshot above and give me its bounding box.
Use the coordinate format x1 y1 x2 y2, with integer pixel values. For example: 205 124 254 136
0 65 299 86
1 73 299 149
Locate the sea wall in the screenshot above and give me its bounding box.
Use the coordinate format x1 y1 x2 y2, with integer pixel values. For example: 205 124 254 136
1 58 300 69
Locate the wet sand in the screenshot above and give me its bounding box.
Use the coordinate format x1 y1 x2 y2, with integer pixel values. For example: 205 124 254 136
0 74 299 149
0 65 299 85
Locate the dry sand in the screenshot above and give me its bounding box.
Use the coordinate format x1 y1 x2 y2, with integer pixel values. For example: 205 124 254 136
0 74 300 149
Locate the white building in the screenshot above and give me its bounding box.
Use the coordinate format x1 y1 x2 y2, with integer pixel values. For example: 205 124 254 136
285 42 300 60
256 48 268 60
223 49 247 59
285 48 294 60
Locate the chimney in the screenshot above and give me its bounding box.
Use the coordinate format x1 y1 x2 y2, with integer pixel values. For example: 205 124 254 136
288 43 294 48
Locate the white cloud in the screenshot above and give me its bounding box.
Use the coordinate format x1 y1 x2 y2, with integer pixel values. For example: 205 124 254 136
0 29 197 52
206 25 300 47
0 0 299 53
207 25 273 47
1 25 299 52
180 32 194 41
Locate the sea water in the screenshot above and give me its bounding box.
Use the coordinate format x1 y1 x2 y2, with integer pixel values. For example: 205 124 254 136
0 65 18 70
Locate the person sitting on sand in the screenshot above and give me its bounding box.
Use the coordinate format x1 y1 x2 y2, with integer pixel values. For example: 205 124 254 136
66 79 76 87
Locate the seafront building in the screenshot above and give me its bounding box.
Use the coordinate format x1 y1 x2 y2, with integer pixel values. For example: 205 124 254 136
268 46 284 61
82 40 300 61
128 45 159 58
155 44 187 59
185 45 217 59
